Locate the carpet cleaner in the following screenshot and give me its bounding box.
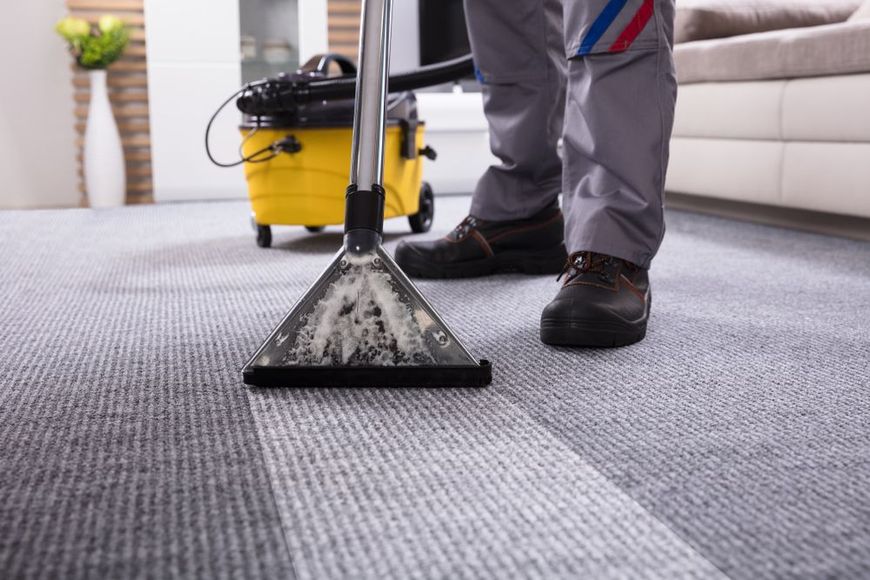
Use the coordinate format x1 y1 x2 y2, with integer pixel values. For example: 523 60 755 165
239 0 491 387
213 55 436 248
206 35 473 248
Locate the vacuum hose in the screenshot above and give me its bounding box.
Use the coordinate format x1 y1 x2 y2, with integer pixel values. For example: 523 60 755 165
206 53 474 168
236 53 474 117
310 53 473 100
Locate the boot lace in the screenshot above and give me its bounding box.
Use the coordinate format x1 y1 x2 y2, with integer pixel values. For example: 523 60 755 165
450 216 480 239
557 252 617 285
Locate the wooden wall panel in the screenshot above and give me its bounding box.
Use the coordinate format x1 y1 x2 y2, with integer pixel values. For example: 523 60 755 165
328 0 361 60
66 0 152 205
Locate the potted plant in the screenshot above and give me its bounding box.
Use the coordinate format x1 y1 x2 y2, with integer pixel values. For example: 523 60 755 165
56 15 129 208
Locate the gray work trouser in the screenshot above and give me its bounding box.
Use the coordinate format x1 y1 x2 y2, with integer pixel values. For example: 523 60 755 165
464 0 677 269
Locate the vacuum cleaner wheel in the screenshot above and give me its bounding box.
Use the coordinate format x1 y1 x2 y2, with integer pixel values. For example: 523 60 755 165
408 182 434 234
256 225 272 248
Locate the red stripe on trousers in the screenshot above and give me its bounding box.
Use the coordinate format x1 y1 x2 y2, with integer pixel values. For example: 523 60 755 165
608 0 655 53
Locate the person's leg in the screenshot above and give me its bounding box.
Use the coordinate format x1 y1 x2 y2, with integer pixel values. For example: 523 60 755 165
561 0 677 269
464 0 566 221
540 0 677 347
395 0 569 279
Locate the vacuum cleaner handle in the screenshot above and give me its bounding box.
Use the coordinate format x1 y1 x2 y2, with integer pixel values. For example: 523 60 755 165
298 53 358 77
344 0 393 241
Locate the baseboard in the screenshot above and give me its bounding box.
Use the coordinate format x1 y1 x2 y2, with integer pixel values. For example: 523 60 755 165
666 192 870 242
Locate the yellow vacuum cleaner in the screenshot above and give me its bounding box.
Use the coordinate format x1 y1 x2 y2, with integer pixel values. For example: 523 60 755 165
206 52 471 248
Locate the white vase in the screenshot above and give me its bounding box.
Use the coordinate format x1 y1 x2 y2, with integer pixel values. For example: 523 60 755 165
84 70 126 208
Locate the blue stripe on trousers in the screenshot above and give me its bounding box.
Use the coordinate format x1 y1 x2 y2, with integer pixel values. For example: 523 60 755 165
577 0 630 56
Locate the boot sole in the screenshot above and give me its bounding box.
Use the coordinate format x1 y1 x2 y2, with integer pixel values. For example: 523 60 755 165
540 295 651 348
540 320 647 348
398 244 567 279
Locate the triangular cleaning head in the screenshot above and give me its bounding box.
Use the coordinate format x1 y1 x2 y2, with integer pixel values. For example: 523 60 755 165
243 0 489 387
243 245 491 387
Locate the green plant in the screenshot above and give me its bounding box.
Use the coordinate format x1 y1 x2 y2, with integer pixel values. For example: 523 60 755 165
56 15 128 69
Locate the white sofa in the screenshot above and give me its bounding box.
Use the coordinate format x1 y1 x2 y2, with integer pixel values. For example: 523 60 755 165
667 2 870 219
668 74 870 218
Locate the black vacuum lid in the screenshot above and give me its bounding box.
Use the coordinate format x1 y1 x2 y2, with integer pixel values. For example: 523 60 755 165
240 90 418 129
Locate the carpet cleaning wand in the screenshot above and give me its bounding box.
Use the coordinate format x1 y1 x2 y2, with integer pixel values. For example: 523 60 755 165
242 0 491 387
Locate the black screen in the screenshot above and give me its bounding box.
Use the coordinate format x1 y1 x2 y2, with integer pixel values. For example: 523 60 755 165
419 0 471 66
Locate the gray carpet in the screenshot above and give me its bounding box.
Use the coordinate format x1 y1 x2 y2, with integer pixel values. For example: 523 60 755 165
1 196 869 579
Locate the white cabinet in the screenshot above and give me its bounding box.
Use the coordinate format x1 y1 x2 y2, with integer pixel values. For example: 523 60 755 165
145 0 327 202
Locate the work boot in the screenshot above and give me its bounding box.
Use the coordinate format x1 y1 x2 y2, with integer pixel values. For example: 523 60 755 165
395 203 567 278
540 251 650 347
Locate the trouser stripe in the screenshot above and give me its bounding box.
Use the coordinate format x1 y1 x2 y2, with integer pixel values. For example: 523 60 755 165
608 0 655 53
577 0 630 56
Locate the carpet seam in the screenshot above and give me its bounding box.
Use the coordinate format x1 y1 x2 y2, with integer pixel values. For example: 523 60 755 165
240 387 301 580
495 386 732 579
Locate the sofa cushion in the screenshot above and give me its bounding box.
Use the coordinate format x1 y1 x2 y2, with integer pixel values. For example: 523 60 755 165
850 0 870 20
672 74 870 142
675 21 870 83
673 81 786 140
667 138 783 205
675 0 862 44
667 138 870 218
781 142 870 218
781 74 870 142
